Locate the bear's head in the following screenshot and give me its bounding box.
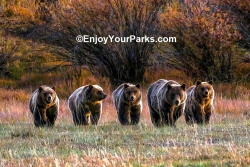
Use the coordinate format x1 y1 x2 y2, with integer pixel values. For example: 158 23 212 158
195 81 214 99
166 84 186 106
39 86 57 104
86 85 107 102
123 83 141 102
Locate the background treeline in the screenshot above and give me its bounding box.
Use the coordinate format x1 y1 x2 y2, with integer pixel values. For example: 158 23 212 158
0 0 249 98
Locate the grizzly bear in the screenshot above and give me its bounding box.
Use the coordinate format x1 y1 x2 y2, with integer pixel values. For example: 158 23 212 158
184 81 214 125
29 85 59 127
68 85 107 126
147 79 186 127
112 83 142 125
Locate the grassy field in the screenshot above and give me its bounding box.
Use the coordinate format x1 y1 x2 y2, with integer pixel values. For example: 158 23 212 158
0 89 250 166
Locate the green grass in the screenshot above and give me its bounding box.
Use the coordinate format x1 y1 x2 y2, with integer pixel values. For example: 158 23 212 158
0 118 250 166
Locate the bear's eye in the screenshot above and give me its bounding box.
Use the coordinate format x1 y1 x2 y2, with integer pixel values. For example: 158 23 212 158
201 88 205 91
98 91 102 94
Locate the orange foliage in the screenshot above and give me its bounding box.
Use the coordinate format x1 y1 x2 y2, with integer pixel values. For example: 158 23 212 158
6 5 35 20
159 0 243 81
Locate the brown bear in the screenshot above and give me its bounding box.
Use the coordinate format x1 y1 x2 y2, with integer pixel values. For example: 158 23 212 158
112 83 142 125
68 85 107 126
184 81 214 125
147 79 186 127
29 85 59 127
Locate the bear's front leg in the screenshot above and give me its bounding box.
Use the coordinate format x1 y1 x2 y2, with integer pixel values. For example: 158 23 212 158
204 104 212 124
159 101 175 126
118 103 130 125
130 105 141 125
46 105 58 126
79 113 90 125
34 108 47 127
150 109 162 127
161 108 175 126
185 103 196 125
159 109 168 126
78 105 91 125
185 112 195 125
194 104 206 124
90 103 101 125
174 104 184 122
168 107 176 127
91 112 101 125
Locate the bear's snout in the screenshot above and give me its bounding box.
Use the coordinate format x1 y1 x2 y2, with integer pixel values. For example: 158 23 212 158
175 100 180 106
203 90 209 97
46 95 53 103
100 93 107 100
130 96 135 101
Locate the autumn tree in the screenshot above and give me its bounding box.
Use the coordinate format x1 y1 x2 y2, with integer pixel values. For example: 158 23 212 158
160 0 243 82
0 35 19 77
53 0 167 89
218 0 250 50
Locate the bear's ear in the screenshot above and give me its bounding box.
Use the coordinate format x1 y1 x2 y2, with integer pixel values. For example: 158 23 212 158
39 86 43 93
124 84 129 89
167 84 172 89
136 83 141 89
208 81 213 85
51 86 55 91
181 84 185 90
196 81 201 86
88 85 93 89
86 85 93 95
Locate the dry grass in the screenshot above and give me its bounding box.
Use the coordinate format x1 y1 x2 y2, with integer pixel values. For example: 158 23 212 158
0 88 250 166
0 88 29 102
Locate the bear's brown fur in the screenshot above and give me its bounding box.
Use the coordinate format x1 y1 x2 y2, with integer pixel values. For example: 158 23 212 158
147 79 186 127
68 85 107 125
184 81 214 125
29 85 59 127
112 83 142 125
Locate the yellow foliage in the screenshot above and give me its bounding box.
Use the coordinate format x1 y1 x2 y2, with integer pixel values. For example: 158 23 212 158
6 5 35 20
